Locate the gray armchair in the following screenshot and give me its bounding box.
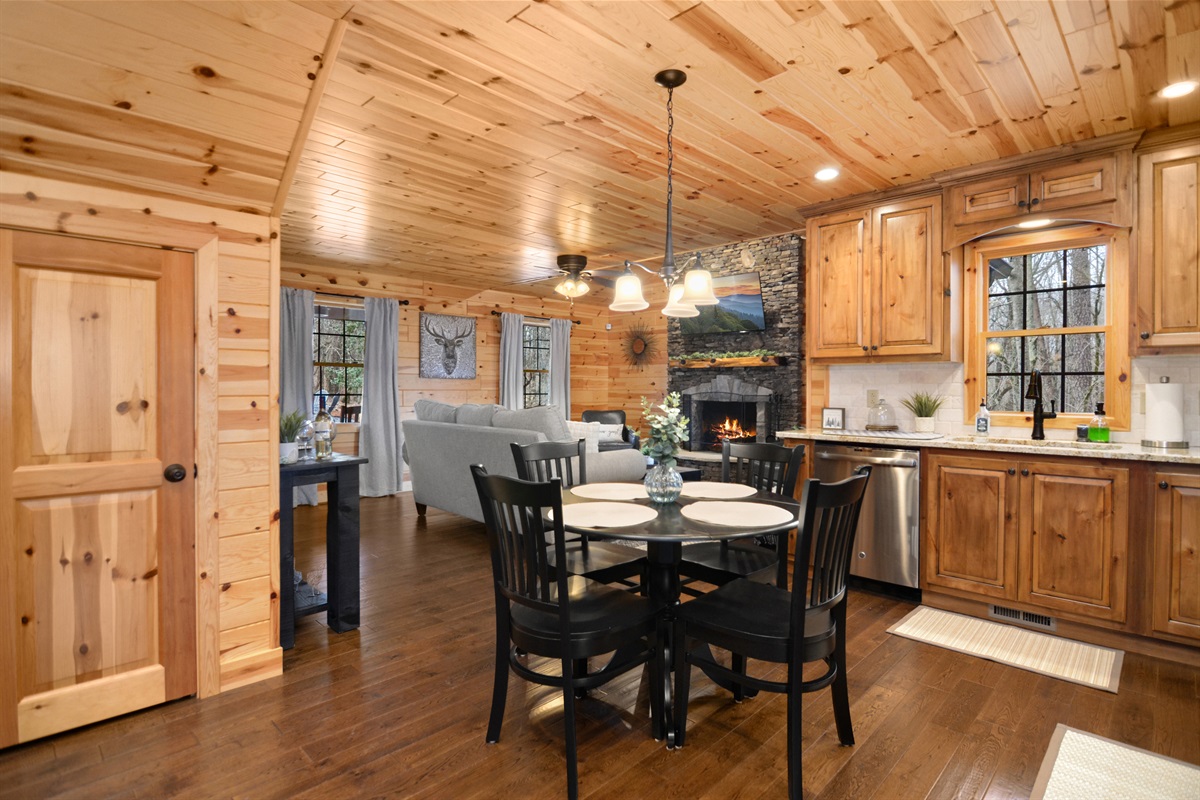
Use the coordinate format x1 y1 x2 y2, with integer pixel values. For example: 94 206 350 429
581 409 641 452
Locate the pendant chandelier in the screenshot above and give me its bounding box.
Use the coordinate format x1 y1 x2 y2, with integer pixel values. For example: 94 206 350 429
609 69 718 317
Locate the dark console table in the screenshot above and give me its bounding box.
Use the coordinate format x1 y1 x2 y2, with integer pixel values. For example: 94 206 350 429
279 454 368 650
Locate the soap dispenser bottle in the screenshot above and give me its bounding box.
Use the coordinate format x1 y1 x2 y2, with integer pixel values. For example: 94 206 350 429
1088 402 1110 443
975 398 990 437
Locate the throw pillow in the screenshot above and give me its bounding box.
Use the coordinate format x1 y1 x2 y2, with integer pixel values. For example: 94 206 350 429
564 419 601 454
595 422 625 443
413 399 457 423
492 405 571 442
455 403 499 426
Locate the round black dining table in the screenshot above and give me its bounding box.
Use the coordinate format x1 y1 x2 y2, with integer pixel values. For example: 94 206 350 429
558 484 800 746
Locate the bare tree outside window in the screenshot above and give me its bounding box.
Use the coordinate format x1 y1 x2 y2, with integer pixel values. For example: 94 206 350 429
522 324 550 408
984 245 1106 415
313 303 365 421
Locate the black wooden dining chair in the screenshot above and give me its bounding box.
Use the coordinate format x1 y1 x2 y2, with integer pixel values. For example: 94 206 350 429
677 441 805 592
510 440 646 589
470 465 662 800
671 466 872 800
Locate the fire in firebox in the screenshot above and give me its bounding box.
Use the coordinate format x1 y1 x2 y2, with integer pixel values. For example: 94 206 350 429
710 417 755 443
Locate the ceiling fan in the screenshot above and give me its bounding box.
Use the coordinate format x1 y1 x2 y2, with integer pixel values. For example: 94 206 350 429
502 253 622 298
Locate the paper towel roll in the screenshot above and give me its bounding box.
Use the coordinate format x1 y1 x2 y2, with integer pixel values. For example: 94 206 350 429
1145 381 1187 446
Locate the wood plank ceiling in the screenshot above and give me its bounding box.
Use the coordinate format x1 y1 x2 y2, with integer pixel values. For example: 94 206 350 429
1 1 1197 295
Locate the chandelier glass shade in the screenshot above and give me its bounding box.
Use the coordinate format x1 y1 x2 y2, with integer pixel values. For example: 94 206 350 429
610 69 716 318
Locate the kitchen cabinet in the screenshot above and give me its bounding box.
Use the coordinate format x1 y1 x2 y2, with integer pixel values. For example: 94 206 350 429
1152 470 1200 641
924 452 1128 624
806 194 944 361
1134 142 1200 352
948 154 1117 227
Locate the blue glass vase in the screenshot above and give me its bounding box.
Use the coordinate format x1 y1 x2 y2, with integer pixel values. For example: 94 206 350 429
644 461 683 504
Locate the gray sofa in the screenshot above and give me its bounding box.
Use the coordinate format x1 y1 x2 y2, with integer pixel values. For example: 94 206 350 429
402 400 647 522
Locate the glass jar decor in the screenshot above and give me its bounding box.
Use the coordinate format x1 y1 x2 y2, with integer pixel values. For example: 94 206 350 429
644 461 684 504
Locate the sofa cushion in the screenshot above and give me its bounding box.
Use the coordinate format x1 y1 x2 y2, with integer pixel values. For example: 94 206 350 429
493 405 570 442
414 399 457 422
595 422 626 443
455 403 499 426
564 419 600 454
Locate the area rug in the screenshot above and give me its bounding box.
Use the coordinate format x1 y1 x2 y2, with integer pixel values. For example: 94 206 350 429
1030 724 1200 799
887 606 1123 692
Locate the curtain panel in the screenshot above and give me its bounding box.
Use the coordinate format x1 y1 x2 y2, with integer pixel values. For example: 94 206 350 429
359 297 404 496
280 287 317 506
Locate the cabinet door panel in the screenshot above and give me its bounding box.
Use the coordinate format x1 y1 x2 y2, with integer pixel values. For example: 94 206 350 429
1031 155 1117 212
949 175 1028 226
1136 145 1200 350
874 198 941 355
1020 463 1128 622
925 456 1017 600
808 211 869 358
1152 472 1200 640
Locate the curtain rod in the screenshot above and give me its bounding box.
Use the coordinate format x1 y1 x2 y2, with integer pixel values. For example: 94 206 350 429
315 291 410 305
490 310 580 325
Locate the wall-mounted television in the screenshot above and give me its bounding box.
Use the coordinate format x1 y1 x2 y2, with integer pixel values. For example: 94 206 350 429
679 271 767 334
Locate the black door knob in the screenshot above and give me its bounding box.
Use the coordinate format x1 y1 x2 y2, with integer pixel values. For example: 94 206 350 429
1008 467 1016 475
1140 331 1150 340
1159 480 1169 490
1021 469 1030 477
164 463 187 482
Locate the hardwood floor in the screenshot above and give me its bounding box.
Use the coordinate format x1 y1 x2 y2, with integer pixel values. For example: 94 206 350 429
2 492 1197 799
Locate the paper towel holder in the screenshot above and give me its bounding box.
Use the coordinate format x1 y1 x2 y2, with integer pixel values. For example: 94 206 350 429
1142 377 1190 450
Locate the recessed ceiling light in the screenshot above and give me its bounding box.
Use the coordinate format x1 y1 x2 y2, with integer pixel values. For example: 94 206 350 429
1017 217 1053 229
814 167 840 181
1160 80 1198 99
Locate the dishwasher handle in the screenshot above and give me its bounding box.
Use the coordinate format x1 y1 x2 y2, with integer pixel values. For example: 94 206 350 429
816 452 919 469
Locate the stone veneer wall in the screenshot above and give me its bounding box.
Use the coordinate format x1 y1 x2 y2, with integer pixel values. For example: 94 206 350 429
667 232 804 477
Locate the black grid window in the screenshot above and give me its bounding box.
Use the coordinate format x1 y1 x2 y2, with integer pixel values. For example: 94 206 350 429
522 324 550 408
984 245 1106 415
313 304 365 421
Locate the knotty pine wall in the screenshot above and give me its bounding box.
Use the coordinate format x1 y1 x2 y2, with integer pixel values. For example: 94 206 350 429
280 262 668 432
1 173 282 698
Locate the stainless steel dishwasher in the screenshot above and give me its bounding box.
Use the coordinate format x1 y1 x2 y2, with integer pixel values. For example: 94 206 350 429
812 443 920 589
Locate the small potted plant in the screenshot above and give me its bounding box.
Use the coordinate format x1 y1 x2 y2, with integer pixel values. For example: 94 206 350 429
901 392 945 433
280 410 306 464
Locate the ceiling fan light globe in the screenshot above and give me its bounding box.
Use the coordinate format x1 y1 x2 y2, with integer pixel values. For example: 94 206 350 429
679 267 718 305
662 282 699 317
609 271 649 312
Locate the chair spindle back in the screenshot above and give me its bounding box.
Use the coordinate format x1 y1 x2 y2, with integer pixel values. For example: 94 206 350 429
721 441 805 496
792 466 873 617
511 439 588 488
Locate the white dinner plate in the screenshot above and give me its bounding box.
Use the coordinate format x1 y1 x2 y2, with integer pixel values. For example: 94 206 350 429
680 501 795 528
570 483 649 501
678 482 757 499
552 502 659 529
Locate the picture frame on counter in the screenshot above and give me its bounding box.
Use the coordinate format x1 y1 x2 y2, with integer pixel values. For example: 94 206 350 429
822 407 845 430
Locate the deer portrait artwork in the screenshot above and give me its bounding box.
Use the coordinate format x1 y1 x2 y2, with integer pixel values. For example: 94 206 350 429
419 313 477 379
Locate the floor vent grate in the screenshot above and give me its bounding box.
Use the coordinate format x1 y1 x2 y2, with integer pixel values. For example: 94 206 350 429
988 604 1057 632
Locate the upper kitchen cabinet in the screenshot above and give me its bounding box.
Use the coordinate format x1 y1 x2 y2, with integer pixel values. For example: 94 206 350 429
807 194 948 362
938 132 1138 249
1134 137 1200 353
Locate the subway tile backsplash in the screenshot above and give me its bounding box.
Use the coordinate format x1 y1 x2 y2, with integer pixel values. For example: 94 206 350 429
825 356 1198 446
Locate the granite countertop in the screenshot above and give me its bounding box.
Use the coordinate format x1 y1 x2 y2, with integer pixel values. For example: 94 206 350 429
775 429 1200 465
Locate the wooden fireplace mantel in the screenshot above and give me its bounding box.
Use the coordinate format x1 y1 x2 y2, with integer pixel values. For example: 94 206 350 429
670 355 787 369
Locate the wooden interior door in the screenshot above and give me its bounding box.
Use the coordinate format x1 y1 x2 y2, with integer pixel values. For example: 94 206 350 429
0 229 196 747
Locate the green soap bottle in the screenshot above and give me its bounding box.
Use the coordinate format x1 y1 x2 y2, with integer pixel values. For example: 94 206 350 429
1088 402 1110 443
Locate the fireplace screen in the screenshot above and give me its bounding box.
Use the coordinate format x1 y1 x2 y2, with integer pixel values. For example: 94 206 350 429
698 401 758 451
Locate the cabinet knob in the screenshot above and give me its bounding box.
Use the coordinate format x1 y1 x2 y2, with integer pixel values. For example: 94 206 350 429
1029 197 1040 207
870 345 878 351
1159 480 1169 490
862 346 869 351
1017 200 1027 208
1020 468 1030 477
1140 331 1150 340
1008 467 1016 475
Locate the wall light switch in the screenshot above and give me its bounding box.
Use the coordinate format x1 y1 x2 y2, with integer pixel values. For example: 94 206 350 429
866 389 880 407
